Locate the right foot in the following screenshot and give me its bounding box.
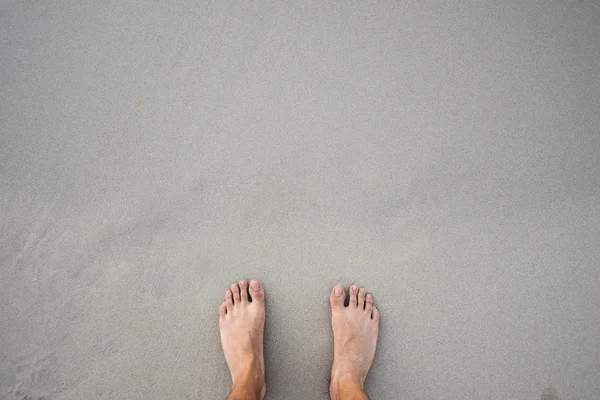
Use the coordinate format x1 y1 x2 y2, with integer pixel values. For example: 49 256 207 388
329 284 380 399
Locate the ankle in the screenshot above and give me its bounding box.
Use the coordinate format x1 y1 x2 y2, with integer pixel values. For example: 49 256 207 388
229 380 263 400
228 385 262 400
329 377 367 400
229 359 264 400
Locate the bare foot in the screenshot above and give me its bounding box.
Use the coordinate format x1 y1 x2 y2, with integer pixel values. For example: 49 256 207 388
329 284 380 399
219 279 266 400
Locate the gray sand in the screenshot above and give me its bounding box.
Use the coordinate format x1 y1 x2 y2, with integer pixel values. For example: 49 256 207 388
1 1 599 399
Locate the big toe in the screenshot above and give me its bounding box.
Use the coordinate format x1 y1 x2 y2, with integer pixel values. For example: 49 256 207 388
330 284 346 309
249 279 264 303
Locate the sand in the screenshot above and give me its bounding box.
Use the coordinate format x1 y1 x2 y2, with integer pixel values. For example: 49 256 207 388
1 1 599 399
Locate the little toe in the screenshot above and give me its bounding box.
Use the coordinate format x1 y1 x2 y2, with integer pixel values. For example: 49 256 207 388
225 290 233 311
330 284 346 309
218 302 227 318
372 306 380 321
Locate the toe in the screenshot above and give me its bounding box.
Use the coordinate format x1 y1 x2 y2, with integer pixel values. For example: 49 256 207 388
330 284 346 309
218 302 227 318
239 280 249 302
358 287 366 309
249 280 264 303
372 306 380 321
225 290 233 312
231 283 241 303
349 285 358 307
365 293 374 312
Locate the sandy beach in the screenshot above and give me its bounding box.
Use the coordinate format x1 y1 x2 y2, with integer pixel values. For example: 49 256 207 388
1 1 599 399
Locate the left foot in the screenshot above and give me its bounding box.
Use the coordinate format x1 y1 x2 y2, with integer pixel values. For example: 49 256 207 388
219 279 266 399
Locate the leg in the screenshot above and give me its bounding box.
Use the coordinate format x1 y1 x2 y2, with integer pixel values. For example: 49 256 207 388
329 284 380 400
219 279 266 400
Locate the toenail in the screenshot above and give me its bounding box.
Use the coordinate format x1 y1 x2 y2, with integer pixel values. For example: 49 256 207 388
250 281 261 291
351 285 357 292
359 287 365 293
239 280 247 287
334 286 343 296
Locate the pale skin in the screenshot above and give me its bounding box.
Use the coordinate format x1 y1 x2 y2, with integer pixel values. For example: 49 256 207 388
218 280 380 400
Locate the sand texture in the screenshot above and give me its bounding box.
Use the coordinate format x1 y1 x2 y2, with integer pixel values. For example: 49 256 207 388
1 1 599 399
